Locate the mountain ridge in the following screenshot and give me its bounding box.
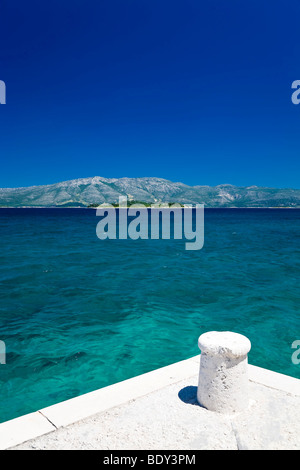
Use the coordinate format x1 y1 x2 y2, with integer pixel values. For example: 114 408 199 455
0 177 299 207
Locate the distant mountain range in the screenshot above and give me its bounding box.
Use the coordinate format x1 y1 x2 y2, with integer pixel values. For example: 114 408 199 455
0 176 299 208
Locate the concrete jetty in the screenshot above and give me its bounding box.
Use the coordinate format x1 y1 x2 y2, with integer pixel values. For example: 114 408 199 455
1 332 299 450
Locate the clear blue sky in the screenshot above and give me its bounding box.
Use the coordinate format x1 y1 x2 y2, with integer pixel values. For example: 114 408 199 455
0 0 300 188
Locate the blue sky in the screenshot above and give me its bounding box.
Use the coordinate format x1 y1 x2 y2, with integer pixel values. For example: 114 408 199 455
0 0 300 188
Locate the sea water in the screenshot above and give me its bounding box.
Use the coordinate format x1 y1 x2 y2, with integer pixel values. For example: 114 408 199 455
0 208 299 422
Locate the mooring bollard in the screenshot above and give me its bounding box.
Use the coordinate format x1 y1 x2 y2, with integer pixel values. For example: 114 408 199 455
197 331 251 413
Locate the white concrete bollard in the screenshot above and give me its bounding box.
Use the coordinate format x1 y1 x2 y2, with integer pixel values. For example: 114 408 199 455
197 331 251 413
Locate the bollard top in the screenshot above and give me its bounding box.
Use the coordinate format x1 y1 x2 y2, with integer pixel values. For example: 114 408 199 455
198 331 251 358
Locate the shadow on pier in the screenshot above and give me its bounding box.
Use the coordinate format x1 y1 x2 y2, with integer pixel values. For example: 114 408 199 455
178 386 200 406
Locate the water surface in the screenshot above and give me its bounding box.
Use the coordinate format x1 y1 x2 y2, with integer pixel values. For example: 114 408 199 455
0 208 299 422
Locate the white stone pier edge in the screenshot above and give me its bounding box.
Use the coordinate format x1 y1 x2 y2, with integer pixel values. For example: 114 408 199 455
0 354 299 449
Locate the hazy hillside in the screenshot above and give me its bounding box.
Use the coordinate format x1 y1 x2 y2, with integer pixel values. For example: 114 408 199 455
0 176 299 207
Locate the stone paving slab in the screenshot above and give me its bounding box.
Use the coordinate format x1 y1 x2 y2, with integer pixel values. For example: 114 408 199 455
12 375 300 450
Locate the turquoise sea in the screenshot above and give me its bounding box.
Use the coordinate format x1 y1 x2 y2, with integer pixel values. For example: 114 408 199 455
0 208 299 423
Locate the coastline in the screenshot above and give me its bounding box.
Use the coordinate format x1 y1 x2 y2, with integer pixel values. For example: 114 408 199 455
0 206 299 209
